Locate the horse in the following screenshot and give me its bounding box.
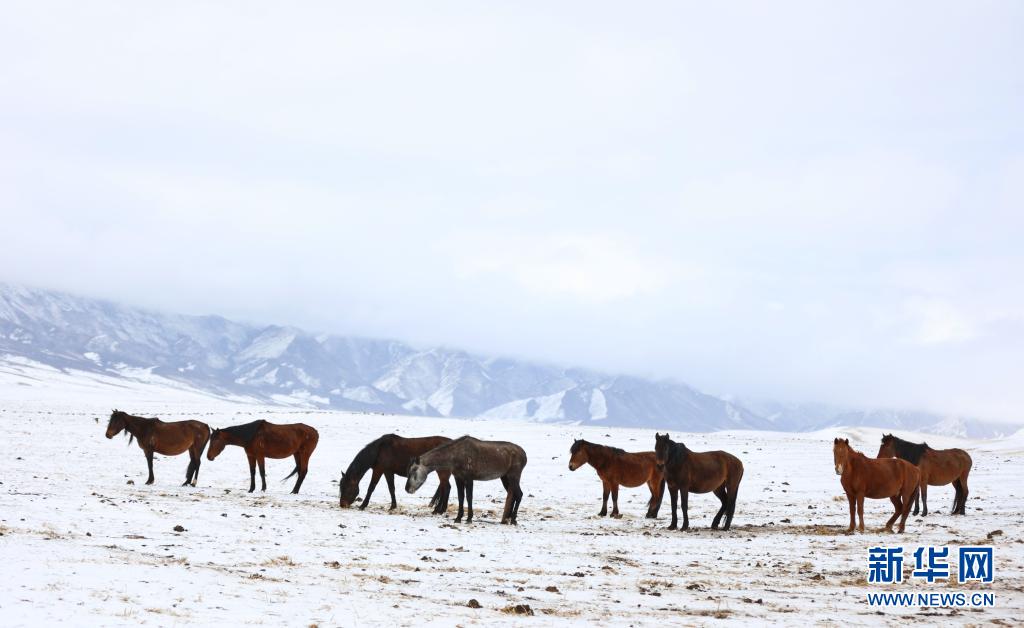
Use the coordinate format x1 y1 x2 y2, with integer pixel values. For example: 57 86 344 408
104 409 210 486
568 439 665 518
207 420 319 494
877 433 973 516
339 434 452 513
405 436 527 525
654 433 743 531
834 438 919 533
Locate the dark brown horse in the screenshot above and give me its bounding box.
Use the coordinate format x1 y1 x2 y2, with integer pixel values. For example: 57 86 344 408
877 434 973 516
654 433 743 531
834 438 919 533
568 439 665 518
406 436 527 525
105 409 210 486
339 434 452 513
207 420 319 494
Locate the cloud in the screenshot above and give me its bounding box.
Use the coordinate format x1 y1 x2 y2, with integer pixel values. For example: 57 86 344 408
454 234 676 303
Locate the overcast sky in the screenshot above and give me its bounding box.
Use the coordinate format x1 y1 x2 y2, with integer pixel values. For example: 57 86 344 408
1 2 1022 421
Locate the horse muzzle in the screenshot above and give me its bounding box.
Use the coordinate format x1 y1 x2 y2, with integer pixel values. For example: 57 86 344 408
568 463 578 471
835 465 843 476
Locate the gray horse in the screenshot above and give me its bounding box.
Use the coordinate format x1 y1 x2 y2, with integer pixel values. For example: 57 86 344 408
405 436 527 525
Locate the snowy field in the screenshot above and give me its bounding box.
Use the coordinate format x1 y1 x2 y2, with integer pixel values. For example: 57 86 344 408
1 394 1022 625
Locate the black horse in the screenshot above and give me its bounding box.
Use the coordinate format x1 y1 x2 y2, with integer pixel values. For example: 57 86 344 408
339 434 451 512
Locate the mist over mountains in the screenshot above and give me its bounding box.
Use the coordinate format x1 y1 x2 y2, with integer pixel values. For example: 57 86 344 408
0 283 1013 437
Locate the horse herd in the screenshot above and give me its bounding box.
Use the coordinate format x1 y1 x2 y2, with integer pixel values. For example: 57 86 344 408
102 410 974 533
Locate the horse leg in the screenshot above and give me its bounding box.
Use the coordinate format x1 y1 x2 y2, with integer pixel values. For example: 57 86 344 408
846 493 856 533
512 482 524 524
885 496 900 532
292 453 309 494
950 479 962 515
433 471 452 514
465 480 474 523
724 480 739 531
610 484 622 518
920 483 928 516
385 473 397 510
857 494 865 532
645 477 663 518
247 453 257 492
680 489 690 531
957 474 969 515
454 478 465 523
501 476 515 524
144 447 155 485
182 456 194 487
257 457 267 492
667 487 678 530
711 486 727 530
191 445 201 487
599 481 610 517
898 484 916 532
360 469 383 510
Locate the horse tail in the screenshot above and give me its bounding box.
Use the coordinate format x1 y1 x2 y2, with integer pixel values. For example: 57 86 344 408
282 466 299 482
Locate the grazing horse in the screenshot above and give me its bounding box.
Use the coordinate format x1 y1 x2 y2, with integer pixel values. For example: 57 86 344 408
207 420 319 494
405 436 527 525
339 434 452 513
654 433 743 531
104 409 210 486
877 434 972 516
834 438 919 533
568 439 665 518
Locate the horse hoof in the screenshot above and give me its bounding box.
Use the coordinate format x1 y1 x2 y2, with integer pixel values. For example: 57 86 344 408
454 517 462 523
611 513 622 519
667 525 677 531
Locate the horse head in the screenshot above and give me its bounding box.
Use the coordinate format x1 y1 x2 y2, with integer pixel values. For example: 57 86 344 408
568 439 587 471
654 433 672 470
833 437 851 475
876 433 896 459
207 428 226 460
105 409 128 441
338 470 360 508
404 456 428 494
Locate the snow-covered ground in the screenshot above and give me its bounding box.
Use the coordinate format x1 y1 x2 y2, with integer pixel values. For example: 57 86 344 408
1 396 1021 626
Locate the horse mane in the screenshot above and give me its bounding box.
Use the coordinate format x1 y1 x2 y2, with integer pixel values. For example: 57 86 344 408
221 420 266 445
345 434 395 479
584 441 627 456
892 436 929 464
667 440 689 466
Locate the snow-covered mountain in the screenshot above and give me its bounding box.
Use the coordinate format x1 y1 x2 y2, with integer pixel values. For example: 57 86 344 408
0 284 765 431
737 398 1018 439
0 283 1015 436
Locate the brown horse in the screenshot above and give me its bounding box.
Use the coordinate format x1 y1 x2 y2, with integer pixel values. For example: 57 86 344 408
339 434 452 513
406 436 527 525
654 433 743 531
877 434 973 516
105 409 210 486
568 439 665 518
834 438 919 533
207 420 319 494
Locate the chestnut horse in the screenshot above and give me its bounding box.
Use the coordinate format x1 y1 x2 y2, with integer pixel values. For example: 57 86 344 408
339 434 452 513
877 434 972 516
568 439 665 518
104 410 210 486
834 438 919 533
654 433 743 531
207 420 319 494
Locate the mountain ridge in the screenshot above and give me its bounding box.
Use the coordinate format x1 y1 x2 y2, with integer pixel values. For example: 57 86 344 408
0 283 1014 437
